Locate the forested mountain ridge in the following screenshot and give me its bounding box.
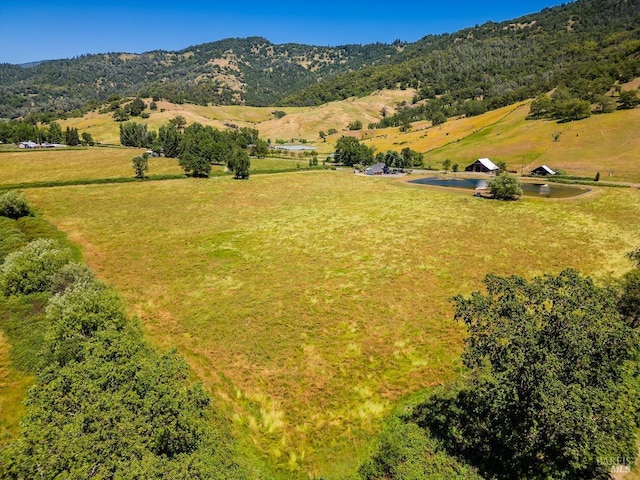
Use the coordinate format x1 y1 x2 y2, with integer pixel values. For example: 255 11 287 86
1 0 639 120
0 38 401 119
282 0 640 111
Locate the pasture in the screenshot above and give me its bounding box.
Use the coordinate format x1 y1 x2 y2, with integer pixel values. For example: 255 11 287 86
0 148 324 190
22 169 640 478
0 147 183 186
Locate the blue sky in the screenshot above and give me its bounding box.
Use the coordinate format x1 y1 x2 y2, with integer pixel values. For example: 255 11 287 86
1 1 567 64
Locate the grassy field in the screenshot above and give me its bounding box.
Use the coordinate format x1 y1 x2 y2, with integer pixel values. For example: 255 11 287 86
0 148 329 189
0 147 184 186
23 171 640 478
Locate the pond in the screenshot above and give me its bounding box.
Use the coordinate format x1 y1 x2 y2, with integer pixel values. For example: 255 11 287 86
408 177 590 198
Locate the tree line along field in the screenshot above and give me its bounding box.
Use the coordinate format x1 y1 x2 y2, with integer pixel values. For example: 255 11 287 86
18 170 640 478
48 87 640 184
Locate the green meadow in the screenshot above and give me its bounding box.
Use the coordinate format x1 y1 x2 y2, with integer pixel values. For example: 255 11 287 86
20 170 640 478
0 147 183 186
2 92 640 477
0 147 318 189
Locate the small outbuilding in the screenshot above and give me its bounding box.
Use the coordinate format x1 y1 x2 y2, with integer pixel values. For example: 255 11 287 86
365 162 389 175
465 158 499 173
530 165 556 176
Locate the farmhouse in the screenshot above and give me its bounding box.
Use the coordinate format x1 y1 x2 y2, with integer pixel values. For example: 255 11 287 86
18 141 66 149
365 162 389 175
530 165 556 176
465 158 500 173
270 145 317 152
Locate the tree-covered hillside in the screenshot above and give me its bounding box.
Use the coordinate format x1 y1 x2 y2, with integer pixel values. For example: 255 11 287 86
283 0 640 116
1 0 639 120
0 37 400 119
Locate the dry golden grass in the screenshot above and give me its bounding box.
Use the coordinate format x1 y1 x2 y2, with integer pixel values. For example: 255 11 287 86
358 100 640 183
0 147 183 185
24 171 640 478
420 104 640 182
257 90 416 151
362 103 526 155
59 90 416 153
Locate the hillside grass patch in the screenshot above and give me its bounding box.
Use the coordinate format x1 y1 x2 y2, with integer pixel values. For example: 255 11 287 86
425 105 640 183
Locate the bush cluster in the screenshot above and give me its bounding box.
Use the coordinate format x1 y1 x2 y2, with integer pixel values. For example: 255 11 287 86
0 191 33 220
0 238 73 297
0 230 244 478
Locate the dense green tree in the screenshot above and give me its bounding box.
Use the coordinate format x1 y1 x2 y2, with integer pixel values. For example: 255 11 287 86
334 136 373 167
112 108 130 122
120 121 149 147
158 124 182 157
593 94 616 114
0 191 33 220
442 159 451 172
50 261 95 295
383 150 401 168
400 147 423 168
488 172 522 200
0 239 73 296
46 122 64 143
250 138 269 158
462 100 487 117
179 151 211 177
125 97 146 116
348 119 363 131
413 269 640 479
619 247 640 328
359 416 482 480
132 153 150 179
618 90 640 110
529 93 553 118
64 127 80 146
169 115 187 130
229 147 251 179
80 131 94 146
2 281 243 479
430 111 447 126
553 97 592 121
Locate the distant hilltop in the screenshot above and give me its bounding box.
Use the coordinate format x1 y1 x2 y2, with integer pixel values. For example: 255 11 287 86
0 0 639 121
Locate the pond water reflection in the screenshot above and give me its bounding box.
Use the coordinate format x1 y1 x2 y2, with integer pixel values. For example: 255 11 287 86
409 177 590 198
